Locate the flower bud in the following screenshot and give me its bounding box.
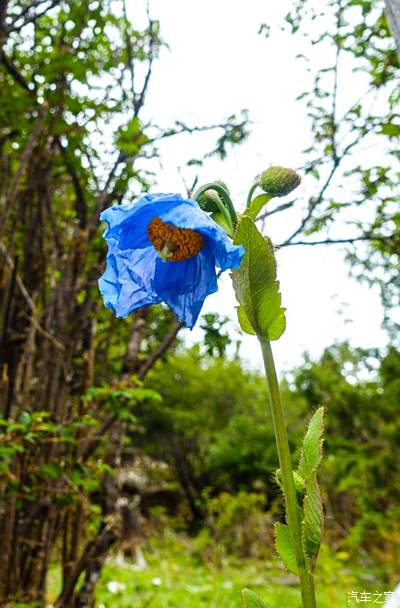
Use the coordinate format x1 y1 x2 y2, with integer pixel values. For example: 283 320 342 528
259 166 301 197
196 189 222 213
195 181 229 213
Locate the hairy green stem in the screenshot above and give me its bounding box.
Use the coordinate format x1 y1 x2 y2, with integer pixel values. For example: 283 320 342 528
259 335 316 608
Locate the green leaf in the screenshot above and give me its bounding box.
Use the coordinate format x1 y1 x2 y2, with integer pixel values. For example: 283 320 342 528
241 588 271 608
380 123 400 137
237 305 256 335
232 216 286 341
297 407 324 481
275 468 305 494
275 522 298 575
267 309 286 341
211 211 232 234
302 471 323 572
247 194 272 220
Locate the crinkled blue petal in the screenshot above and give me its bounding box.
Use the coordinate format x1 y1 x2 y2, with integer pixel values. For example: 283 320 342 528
100 193 244 271
99 241 160 317
100 193 189 250
99 193 245 328
153 247 218 328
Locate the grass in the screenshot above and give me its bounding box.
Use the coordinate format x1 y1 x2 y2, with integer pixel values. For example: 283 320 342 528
43 533 387 608
44 532 387 608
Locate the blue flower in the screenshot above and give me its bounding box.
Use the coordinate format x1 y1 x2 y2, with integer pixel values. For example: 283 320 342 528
98 193 244 328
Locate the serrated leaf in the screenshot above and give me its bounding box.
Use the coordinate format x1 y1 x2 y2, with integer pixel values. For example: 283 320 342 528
232 216 286 341
275 522 298 575
247 194 272 220
302 471 323 572
237 305 256 335
297 407 324 481
267 308 286 340
241 588 271 608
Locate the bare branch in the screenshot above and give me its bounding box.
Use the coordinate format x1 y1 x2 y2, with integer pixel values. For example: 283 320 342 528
137 318 181 380
88 152 126 236
122 0 136 102
0 49 33 93
150 117 251 143
279 233 396 248
257 200 295 222
133 13 156 117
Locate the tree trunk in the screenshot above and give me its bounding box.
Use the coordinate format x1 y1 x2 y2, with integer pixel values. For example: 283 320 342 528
385 0 400 58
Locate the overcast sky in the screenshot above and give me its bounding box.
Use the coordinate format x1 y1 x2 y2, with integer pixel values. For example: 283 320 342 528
128 0 389 372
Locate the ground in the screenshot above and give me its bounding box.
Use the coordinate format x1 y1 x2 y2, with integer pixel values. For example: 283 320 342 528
44 533 386 608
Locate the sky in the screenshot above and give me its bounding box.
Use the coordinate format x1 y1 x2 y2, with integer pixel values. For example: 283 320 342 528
128 0 389 373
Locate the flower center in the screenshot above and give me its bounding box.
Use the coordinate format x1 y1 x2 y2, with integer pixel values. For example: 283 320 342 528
147 217 204 262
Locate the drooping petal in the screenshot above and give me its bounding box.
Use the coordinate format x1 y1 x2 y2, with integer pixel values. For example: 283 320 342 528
98 193 245 328
153 247 218 328
99 241 160 317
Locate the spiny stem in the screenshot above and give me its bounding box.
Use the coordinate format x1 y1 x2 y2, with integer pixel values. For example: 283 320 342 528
259 335 316 608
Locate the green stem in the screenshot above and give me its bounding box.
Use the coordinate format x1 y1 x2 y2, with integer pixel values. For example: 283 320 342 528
259 335 316 608
246 182 258 207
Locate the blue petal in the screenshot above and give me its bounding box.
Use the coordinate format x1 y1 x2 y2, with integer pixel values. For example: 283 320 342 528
100 193 191 250
100 193 244 272
99 241 161 317
153 248 218 328
98 193 245 328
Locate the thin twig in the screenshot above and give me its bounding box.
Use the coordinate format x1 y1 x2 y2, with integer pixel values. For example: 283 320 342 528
133 3 155 117
279 233 396 247
137 318 182 380
257 200 295 222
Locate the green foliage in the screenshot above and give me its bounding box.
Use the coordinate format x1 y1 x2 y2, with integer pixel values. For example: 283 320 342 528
297 408 324 482
295 408 325 571
0 0 250 599
232 216 286 340
199 313 232 357
83 380 161 422
241 588 271 608
274 522 298 575
292 343 400 554
278 0 400 333
302 472 323 572
135 347 280 500
204 491 271 559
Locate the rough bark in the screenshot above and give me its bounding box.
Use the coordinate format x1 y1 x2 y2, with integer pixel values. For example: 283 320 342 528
385 0 400 58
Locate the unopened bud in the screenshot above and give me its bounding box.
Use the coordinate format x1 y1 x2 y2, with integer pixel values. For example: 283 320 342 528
259 166 301 197
195 181 229 213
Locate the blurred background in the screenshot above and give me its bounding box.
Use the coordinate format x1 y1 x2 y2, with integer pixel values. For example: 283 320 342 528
0 0 399 606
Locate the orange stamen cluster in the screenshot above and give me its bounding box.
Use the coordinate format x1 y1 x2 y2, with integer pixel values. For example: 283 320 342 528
147 217 204 262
